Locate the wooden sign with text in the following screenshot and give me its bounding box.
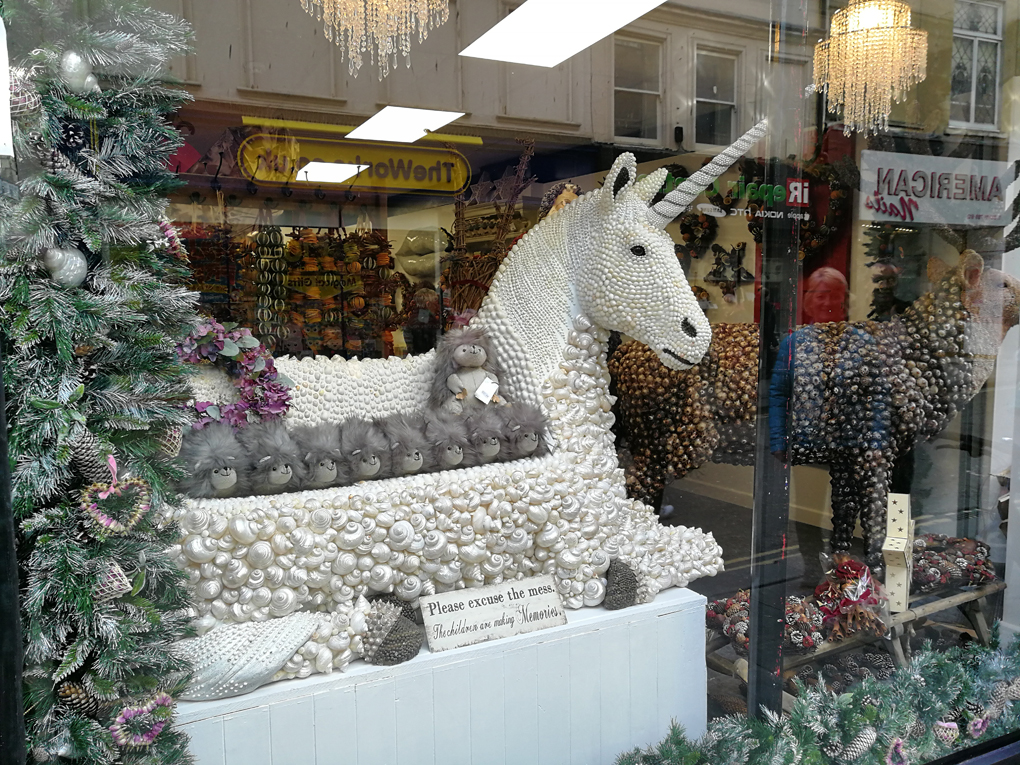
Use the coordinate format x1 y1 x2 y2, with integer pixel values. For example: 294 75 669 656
419 574 567 653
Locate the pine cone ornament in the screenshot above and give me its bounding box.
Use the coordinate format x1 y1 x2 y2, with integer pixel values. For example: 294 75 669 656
604 559 640 610
56 681 101 717
908 717 927 738
61 122 87 151
840 726 877 761
69 430 110 484
156 425 183 458
361 602 423 666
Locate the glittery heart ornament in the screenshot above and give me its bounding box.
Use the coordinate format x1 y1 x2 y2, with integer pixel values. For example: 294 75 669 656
81 456 151 535
108 692 173 748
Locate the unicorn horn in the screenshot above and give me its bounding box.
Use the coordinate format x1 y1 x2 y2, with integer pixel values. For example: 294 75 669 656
646 118 768 229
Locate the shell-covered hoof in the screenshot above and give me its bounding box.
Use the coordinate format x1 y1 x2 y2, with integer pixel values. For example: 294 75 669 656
604 559 640 610
362 602 424 666
368 592 419 624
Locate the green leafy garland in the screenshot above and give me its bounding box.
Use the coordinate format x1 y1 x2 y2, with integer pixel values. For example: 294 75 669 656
617 632 1020 765
1 1 198 763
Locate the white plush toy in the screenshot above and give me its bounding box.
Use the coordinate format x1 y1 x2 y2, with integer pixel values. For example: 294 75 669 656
430 326 506 415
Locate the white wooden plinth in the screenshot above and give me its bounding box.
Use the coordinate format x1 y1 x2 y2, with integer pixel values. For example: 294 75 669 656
177 587 707 765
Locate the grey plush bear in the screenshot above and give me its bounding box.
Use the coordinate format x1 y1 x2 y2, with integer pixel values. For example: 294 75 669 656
425 413 471 469
177 423 250 498
238 420 307 495
293 423 348 490
498 404 550 461
464 408 504 467
341 418 391 481
430 326 506 415
378 413 433 477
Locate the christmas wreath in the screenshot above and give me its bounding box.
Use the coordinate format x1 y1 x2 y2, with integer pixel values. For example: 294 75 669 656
177 318 292 429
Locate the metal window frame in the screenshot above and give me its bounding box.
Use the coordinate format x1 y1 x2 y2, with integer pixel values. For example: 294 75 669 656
694 48 739 147
949 0 1003 129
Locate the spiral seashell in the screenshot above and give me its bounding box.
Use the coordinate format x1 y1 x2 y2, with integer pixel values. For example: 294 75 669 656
332 552 358 576
264 565 285 588
422 530 446 559
376 511 395 528
338 522 366 550
556 549 583 569
505 528 530 554
184 537 218 564
194 578 222 600
284 567 309 588
181 508 211 534
582 579 605 606
210 599 229 620
370 543 391 563
308 508 332 534
328 632 351 653
291 528 315 556
304 549 326 569
400 555 421 574
277 517 297 534
330 508 349 528
395 575 422 600
387 520 414 551
227 517 258 544
435 563 462 584
459 543 487 564
409 513 427 534
361 517 377 538
222 559 251 589
368 564 396 590
481 554 506 578
536 524 561 548
269 586 299 617
247 568 266 588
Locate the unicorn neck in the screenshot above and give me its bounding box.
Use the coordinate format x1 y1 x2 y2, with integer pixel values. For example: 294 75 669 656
474 196 594 406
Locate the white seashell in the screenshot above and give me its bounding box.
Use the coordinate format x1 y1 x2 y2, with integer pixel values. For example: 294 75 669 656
252 587 272 607
396 576 422 600
277 517 297 534
228 517 258 544
195 578 222 600
332 552 358 576
435 563 462 584
309 509 332 534
284 567 309 588
387 520 414 550
422 530 446 559
338 522 366 550
264 565 285 588
291 528 315 555
368 564 395 590
222 560 251 589
271 533 294 555
269 587 299 617
459 543 487 564
184 537 218 564
182 508 210 534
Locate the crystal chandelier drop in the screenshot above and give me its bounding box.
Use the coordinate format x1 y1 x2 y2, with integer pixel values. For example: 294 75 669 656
813 0 927 134
300 0 450 79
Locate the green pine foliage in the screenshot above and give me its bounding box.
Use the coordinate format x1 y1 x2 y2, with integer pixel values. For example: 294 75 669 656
1 1 197 763
617 635 1020 765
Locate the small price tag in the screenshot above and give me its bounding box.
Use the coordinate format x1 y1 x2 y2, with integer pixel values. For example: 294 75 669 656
475 377 499 404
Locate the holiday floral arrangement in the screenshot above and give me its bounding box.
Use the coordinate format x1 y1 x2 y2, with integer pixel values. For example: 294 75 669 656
707 590 825 655
177 319 293 429
617 629 1020 765
912 534 998 594
814 553 888 642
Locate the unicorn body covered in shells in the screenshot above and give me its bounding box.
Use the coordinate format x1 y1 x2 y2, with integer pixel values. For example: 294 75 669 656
174 122 767 700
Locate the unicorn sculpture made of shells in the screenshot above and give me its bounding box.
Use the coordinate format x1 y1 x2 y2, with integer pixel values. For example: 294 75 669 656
173 120 768 700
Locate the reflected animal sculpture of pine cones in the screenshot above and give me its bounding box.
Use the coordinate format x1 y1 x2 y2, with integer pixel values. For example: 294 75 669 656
610 253 1020 566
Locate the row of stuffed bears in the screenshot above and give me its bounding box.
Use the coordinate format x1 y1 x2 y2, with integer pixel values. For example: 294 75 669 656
177 405 550 499
177 327 550 499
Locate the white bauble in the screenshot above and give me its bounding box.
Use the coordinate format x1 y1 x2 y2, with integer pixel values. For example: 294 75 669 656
83 73 101 93
43 246 88 287
59 51 92 93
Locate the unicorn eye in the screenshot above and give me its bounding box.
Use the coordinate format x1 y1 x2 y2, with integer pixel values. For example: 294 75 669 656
630 245 646 257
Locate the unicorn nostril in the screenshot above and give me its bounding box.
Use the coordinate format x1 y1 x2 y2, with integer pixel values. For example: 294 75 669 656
681 317 698 338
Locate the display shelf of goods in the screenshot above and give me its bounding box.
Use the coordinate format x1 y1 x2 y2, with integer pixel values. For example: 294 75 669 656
0 2 200 762
165 123 767 701
611 251 1020 566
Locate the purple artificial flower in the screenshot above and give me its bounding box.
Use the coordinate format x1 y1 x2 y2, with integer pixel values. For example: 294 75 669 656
886 738 908 765
968 717 988 738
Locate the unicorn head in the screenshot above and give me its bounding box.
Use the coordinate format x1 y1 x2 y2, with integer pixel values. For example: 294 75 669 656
574 119 767 371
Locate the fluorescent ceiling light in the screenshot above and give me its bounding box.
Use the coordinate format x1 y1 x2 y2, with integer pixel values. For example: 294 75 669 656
294 162 369 184
346 106 465 143
460 0 668 67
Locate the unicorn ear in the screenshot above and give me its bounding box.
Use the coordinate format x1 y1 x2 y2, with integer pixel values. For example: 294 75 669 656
599 153 638 215
631 168 669 204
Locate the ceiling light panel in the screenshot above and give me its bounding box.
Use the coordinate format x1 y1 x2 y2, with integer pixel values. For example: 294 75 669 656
294 162 370 184
460 0 668 67
346 106 465 143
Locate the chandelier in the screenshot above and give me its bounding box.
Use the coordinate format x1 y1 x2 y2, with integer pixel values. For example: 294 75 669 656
813 0 927 134
300 0 450 79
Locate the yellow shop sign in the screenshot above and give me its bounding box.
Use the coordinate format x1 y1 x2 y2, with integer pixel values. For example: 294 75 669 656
237 133 470 195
